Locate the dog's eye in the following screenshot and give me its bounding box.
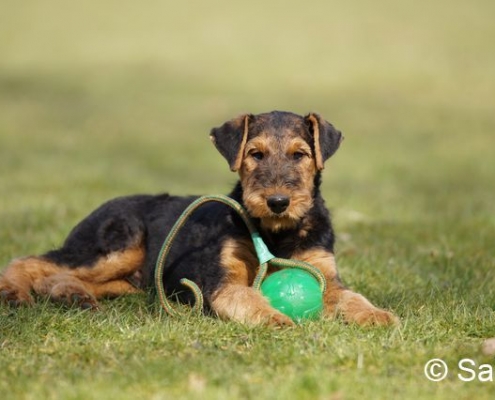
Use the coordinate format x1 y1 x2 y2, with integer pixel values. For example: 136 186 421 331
251 152 264 161
292 151 305 161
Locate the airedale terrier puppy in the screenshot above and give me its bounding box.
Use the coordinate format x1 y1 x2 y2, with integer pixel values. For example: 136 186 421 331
0 111 397 326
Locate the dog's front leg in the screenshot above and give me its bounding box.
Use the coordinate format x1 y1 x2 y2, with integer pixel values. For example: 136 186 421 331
210 238 294 327
211 283 293 327
292 248 398 326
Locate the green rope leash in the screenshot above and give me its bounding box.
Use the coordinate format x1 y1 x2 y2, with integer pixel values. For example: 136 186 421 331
154 195 326 317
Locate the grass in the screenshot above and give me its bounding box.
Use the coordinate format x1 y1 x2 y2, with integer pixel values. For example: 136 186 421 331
1 0 495 398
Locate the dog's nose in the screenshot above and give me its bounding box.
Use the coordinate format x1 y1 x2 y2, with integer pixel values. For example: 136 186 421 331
267 195 290 214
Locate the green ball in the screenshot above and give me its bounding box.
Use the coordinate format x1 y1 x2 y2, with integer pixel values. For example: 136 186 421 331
261 269 323 322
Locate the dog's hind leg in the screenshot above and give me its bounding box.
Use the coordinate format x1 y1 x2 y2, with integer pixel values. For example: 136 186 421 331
31 246 145 309
0 244 145 308
33 271 99 309
0 256 62 306
1 205 147 308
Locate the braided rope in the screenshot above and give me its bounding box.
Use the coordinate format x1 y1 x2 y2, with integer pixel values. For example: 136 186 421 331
154 195 326 317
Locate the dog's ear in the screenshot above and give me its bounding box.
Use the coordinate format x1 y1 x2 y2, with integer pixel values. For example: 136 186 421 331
305 113 343 170
210 114 251 172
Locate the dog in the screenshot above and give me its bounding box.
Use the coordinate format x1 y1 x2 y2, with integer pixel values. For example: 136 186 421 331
0 111 397 326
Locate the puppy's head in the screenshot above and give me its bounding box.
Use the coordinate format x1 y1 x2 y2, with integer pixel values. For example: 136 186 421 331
210 111 342 232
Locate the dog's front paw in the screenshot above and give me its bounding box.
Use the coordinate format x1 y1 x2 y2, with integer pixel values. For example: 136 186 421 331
264 311 295 327
337 291 399 327
347 307 399 327
212 285 296 327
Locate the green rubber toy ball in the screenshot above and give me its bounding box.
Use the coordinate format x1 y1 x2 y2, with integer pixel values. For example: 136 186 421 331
261 268 323 322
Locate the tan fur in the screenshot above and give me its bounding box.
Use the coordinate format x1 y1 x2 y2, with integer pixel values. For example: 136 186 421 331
89 279 141 297
307 113 325 170
231 115 251 172
293 248 398 326
240 134 316 232
292 248 339 281
336 291 398 326
73 246 145 283
243 135 271 160
0 257 62 304
0 245 144 307
211 284 293 326
218 238 258 285
212 238 293 326
33 273 97 306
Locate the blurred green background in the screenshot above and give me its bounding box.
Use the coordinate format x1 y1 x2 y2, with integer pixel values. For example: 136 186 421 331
2 0 494 256
1 1 494 211
1 1 495 398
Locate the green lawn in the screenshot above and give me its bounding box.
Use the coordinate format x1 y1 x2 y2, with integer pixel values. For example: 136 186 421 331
1 0 495 399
